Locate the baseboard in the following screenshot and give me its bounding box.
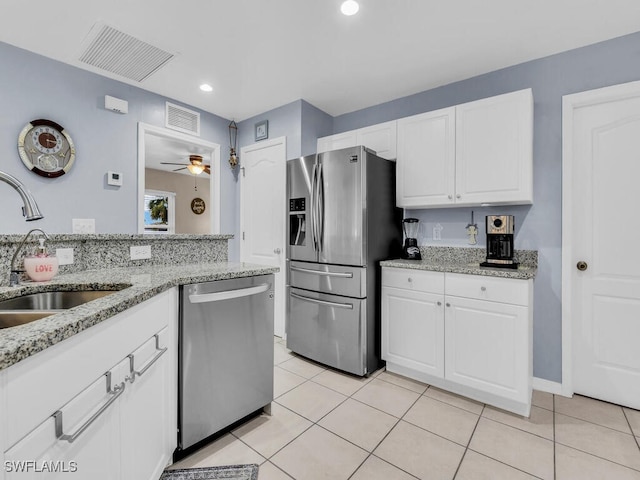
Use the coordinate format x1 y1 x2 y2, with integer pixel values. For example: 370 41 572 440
533 377 565 396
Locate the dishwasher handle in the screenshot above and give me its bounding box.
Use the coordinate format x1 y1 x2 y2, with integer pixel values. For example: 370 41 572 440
188 283 271 304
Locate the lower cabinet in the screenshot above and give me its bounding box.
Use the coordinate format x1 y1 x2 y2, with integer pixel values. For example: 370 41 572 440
381 267 533 416
1 289 178 480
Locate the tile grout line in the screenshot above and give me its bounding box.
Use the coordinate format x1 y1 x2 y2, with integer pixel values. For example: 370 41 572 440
452 403 485 479
622 408 640 452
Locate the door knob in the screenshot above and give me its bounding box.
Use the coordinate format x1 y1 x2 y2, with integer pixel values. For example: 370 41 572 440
274 248 282 254
576 261 588 271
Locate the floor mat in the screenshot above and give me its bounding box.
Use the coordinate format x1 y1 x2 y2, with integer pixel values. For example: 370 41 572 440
160 464 259 480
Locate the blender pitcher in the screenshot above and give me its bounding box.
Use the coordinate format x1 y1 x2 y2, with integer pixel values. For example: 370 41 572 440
401 218 421 260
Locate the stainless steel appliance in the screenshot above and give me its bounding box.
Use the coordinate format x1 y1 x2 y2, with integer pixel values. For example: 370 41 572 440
401 218 422 260
480 215 519 269
287 146 402 376
177 275 274 454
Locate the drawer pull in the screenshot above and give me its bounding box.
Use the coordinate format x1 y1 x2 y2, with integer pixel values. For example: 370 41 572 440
53 374 125 444
126 334 167 383
407 277 412 283
291 292 354 310
437 301 442 306
291 266 353 278
446 302 451 307
481 286 487 292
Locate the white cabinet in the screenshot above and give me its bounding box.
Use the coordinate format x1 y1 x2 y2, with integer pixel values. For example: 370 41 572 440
396 107 455 207
317 120 397 159
1 289 178 480
381 267 533 416
396 89 533 208
382 270 445 378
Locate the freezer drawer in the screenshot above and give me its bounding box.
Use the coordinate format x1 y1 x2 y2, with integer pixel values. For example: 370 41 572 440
289 261 366 298
287 287 366 376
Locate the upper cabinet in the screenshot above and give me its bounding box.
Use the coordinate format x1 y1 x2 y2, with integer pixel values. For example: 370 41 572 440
317 120 397 160
396 89 534 208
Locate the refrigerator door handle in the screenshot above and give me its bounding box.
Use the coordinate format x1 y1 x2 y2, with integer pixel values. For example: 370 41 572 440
310 162 318 251
290 292 354 310
290 266 354 278
317 162 325 252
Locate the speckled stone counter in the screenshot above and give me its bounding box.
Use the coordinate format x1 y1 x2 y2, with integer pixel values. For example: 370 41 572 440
381 246 537 280
0 261 277 371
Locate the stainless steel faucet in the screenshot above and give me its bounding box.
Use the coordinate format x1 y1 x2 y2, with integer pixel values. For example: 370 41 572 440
10 228 50 286
0 170 44 221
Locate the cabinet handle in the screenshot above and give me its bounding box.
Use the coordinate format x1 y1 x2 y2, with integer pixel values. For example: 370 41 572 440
274 248 282 254
456 194 461 199
446 302 451 307
53 374 125 444
126 334 168 383
437 301 442 306
407 277 412 283
481 286 486 292
448 195 453 200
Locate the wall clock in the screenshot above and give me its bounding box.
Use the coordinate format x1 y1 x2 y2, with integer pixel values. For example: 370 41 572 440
191 198 206 215
17 119 76 178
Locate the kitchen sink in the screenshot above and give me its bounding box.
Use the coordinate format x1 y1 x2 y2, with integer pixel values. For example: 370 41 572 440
0 311 58 329
0 290 118 311
0 290 122 329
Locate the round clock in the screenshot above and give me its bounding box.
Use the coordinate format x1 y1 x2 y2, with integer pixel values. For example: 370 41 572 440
17 119 76 178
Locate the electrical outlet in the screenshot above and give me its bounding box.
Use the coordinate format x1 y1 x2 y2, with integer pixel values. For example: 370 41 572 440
56 248 74 265
72 218 96 234
130 245 151 260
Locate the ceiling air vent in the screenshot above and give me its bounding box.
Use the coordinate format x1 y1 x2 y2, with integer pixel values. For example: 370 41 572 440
79 23 174 82
166 102 201 136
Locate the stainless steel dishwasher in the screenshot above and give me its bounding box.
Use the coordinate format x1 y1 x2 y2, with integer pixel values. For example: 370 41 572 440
177 274 274 454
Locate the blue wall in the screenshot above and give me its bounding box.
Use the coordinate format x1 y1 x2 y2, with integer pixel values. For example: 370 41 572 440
0 41 233 238
331 31 640 382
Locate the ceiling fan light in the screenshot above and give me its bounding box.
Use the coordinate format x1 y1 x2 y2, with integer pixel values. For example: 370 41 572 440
341 0 359 16
187 163 205 175
199 83 213 92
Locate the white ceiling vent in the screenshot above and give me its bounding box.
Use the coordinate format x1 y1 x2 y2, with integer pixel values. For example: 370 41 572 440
79 23 174 82
166 102 201 136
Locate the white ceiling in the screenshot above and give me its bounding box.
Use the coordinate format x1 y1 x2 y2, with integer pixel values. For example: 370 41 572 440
1 1 639 121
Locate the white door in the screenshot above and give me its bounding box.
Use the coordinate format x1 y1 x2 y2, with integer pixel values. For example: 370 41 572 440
564 81 640 409
240 137 287 337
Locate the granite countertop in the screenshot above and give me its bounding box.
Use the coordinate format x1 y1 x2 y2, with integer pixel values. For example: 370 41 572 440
380 258 537 280
0 262 278 371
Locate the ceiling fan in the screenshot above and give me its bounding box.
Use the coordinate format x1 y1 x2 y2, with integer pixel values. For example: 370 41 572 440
160 154 210 175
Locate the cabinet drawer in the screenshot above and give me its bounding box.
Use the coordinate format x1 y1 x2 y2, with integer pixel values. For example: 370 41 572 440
382 267 444 294
446 273 530 306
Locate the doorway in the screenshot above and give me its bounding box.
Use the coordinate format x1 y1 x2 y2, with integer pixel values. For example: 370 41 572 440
137 123 221 234
562 81 640 409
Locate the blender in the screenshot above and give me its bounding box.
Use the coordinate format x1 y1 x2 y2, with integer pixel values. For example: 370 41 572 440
401 218 421 260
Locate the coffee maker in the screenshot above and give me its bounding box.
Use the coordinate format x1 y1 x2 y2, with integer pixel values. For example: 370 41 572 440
480 215 518 269
401 218 422 260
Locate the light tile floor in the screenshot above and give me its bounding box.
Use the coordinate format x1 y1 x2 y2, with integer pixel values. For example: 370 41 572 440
171 337 640 479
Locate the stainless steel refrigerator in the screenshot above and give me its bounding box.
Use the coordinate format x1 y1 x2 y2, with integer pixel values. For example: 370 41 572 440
287 146 402 376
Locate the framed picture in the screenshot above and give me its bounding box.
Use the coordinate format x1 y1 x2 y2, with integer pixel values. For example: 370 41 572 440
255 120 269 141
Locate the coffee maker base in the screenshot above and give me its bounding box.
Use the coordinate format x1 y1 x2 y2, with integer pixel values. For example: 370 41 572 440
480 261 519 270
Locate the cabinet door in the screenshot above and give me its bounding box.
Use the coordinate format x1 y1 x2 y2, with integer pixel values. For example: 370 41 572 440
455 89 533 205
5 372 122 480
444 296 528 402
357 121 397 160
120 328 172 480
382 286 444 378
317 131 358 153
396 107 456 207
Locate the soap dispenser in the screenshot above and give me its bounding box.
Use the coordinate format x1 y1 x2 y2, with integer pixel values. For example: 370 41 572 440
23 238 58 282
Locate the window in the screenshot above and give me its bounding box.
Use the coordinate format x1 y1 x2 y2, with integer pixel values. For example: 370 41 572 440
144 190 176 234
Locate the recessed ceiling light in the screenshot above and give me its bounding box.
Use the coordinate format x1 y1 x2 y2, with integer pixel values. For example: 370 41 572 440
199 84 213 92
341 0 359 16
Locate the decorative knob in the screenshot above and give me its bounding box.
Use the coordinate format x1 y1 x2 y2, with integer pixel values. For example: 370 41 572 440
274 248 282 254
480 286 486 292
576 261 588 271
446 302 451 307
456 194 461 199
448 195 453 200
437 301 442 306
